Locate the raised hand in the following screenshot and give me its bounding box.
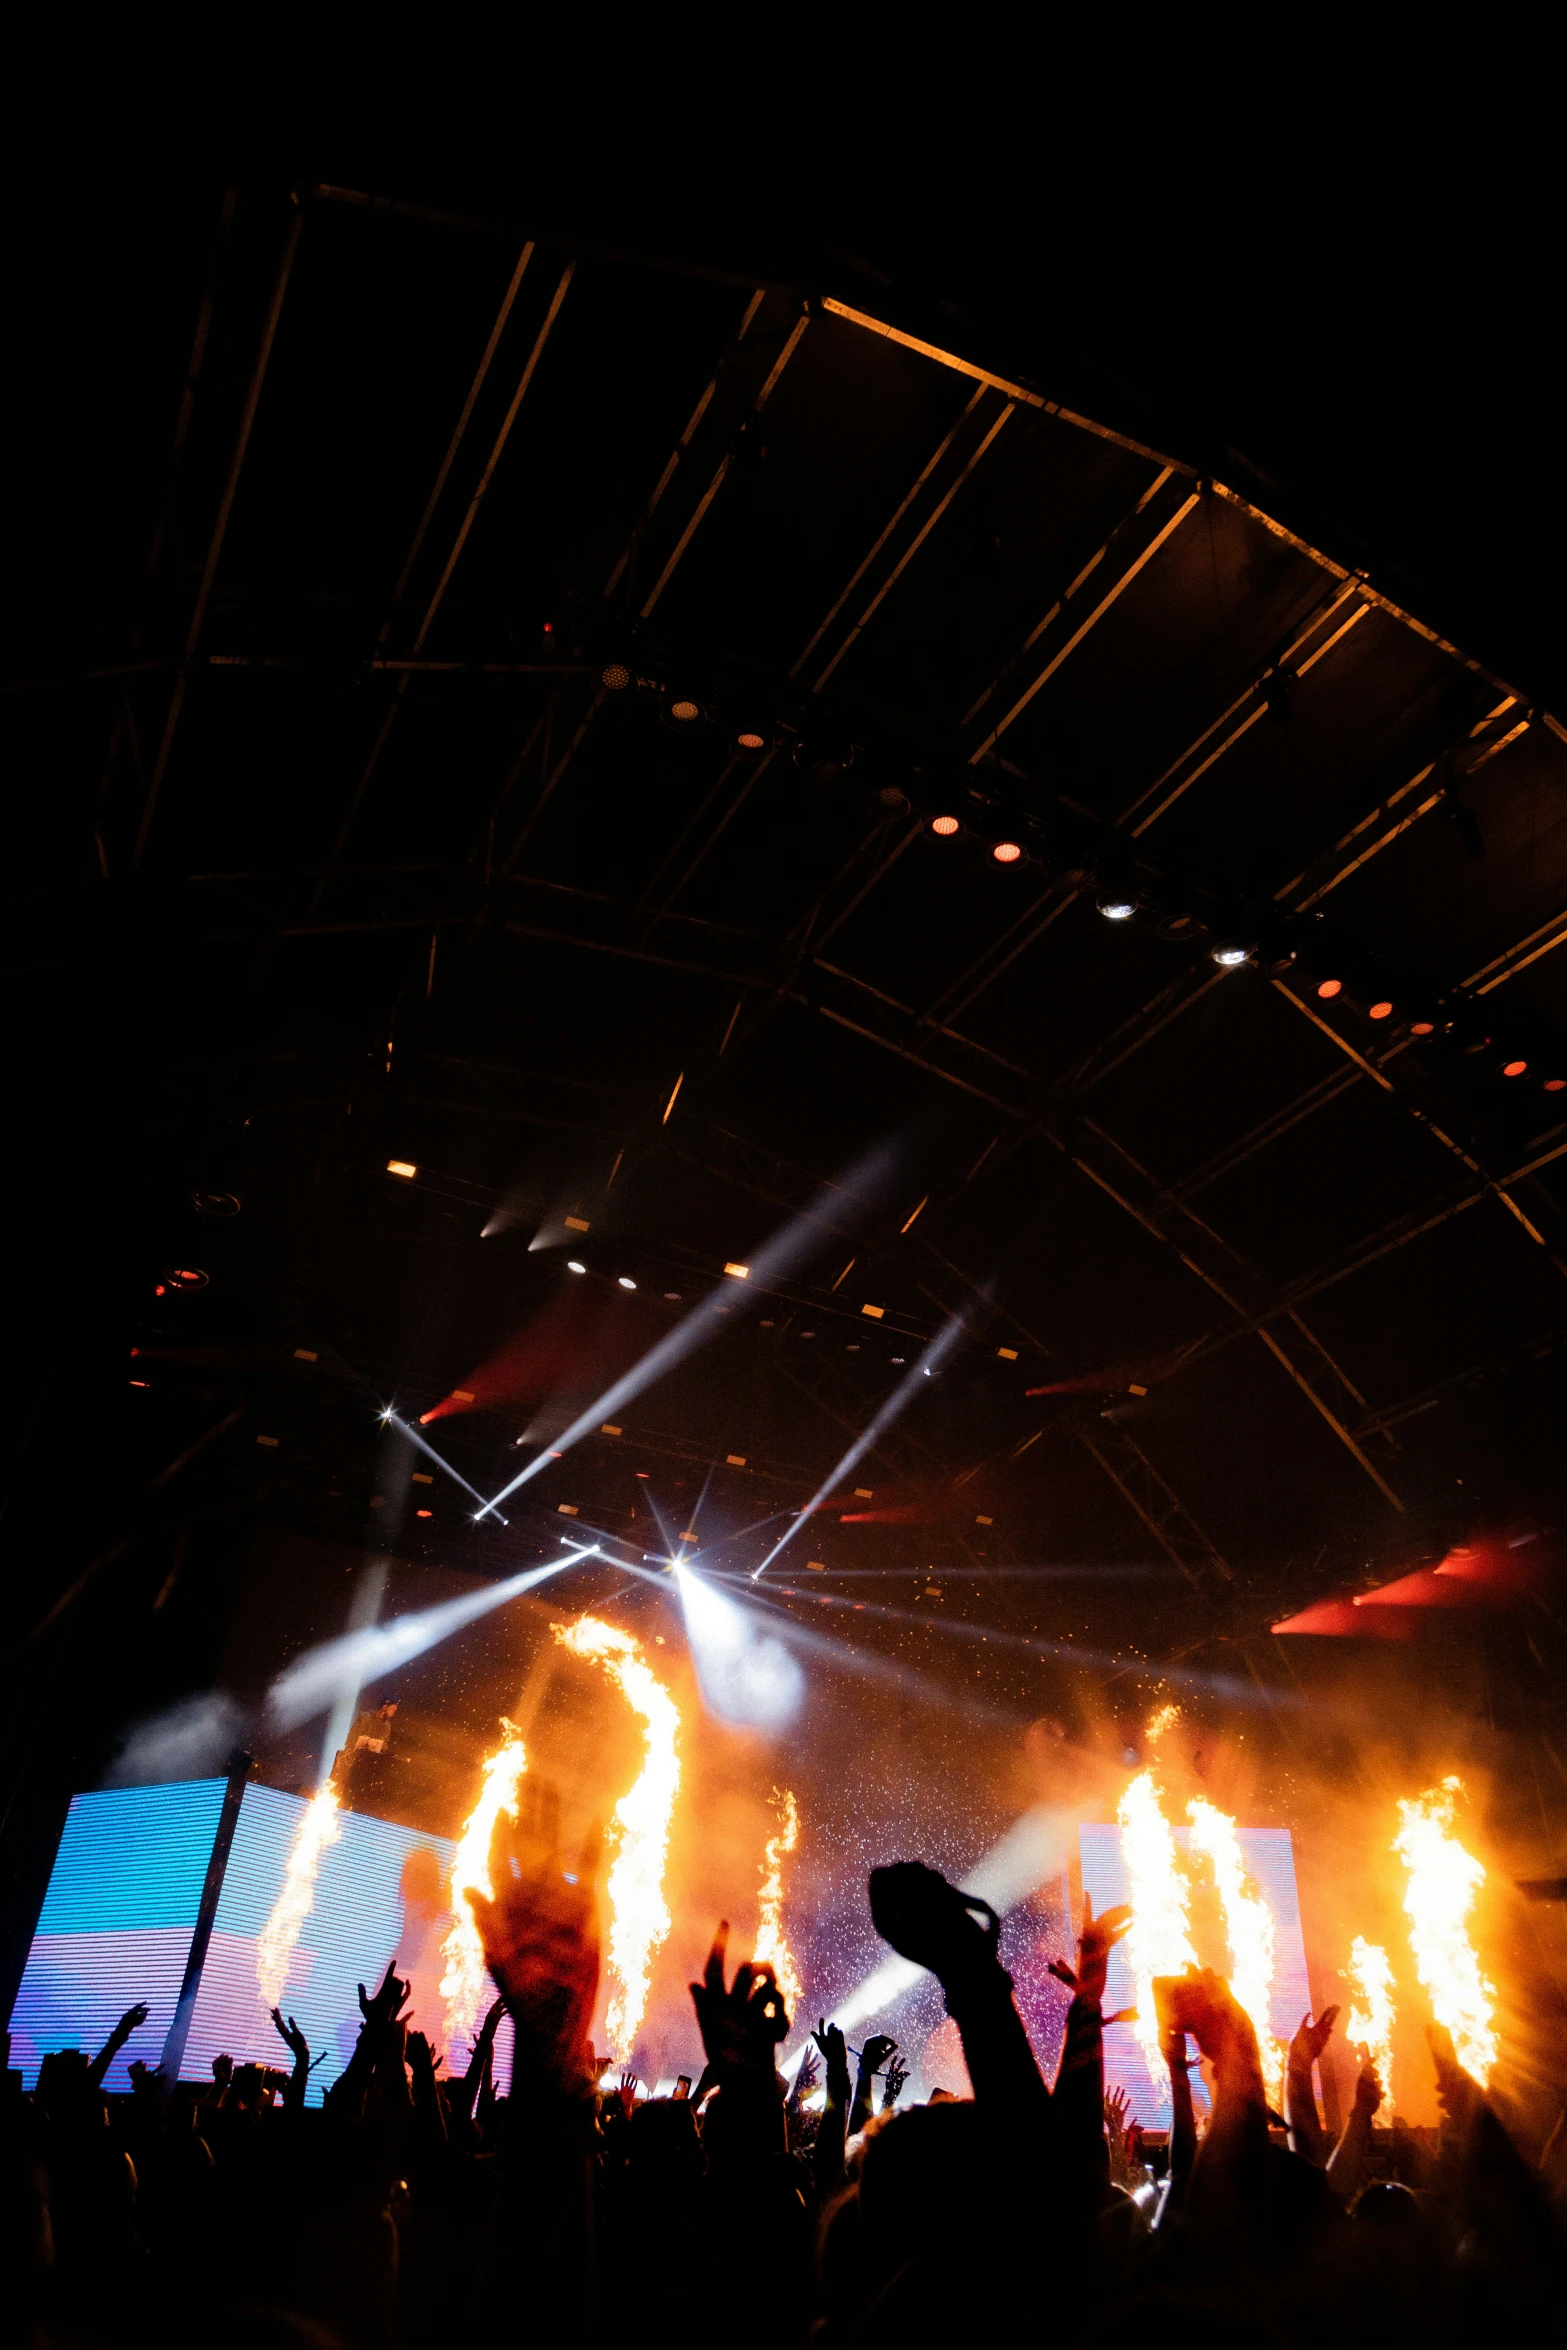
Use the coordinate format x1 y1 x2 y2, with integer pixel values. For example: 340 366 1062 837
357 1959 411 2031
1352 2058 1384 2117
1290 2006 1339 2067
270 2008 309 2064
787 2045 821 2108
112 2002 149 2043
858 2032 898 2077
1048 1895 1132 2008
689 1922 788 2085
812 2019 852 2105
868 1862 1001 1985
1104 2083 1131 2148
881 2055 909 2109
470 1777 601 2084
1426 2021 1479 2126
617 2069 639 2119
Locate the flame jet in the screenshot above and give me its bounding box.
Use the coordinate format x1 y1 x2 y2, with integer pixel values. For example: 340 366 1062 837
1394 1777 1497 2082
255 1783 343 2008
753 1788 803 2013
475 1146 898 1521
1186 1796 1281 2102
554 1617 681 2059
1117 1773 1198 2083
1345 1936 1396 2107
441 1722 529 2062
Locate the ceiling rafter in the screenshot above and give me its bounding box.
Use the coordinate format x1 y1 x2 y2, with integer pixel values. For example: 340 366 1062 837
133 201 305 869
308 252 575 914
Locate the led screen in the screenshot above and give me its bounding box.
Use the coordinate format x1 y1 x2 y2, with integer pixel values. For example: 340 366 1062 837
9 1780 510 2100
1080 1821 1312 2127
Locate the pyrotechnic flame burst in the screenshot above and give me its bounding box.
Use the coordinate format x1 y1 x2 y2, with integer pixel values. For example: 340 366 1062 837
1345 1935 1397 2108
753 1787 803 2015
1393 1776 1497 2084
1117 1772 1198 2079
554 1616 680 2060
1186 1796 1282 2102
1145 1702 1181 1746
441 1720 527 2063
256 1781 343 2008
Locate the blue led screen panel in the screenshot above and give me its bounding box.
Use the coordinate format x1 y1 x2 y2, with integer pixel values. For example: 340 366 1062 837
8 1780 512 2101
186 1785 513 2095
8 1779 229 2090
1079 1822 1311 2127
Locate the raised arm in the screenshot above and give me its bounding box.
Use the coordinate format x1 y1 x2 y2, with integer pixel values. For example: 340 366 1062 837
1285 2007 1338 2167
848 2033 896 2137
687 1921 789 2163
811 2020 853 2199
1325 2054 1381 2201
1047 1895 1133 2186
88 2002 149 2088
869 1862 1049 2124
269 2008 312 2112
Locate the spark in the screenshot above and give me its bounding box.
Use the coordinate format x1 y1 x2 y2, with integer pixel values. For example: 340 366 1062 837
440 1721 528 2062
1146 1702 1181 1744
1393 1776 1497 2083
1345 1935 1396 2109
256 1782 343 2008
753 1787 803 2015
1117 1772 1197 2081
1186 1796 1281 2102
554 1616 681 2058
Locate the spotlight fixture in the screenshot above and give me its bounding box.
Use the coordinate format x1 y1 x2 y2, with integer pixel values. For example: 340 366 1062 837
387 1160 417 1178
667 697 703 724
793 738 855 785
1097 893 1136 922
1316 979 1343 1000
877 785 911 814
734 726 769 752
567 1260 586 1273
1546 1079 1566 1093
930 814 960 837
1368 1001 1393 1021
1411 1021 1435 1036
1094 841 1136 921
1503 1059 1528 1077
1210 941 1251 968
600 662 633 691
992 840 1023 865
1157 913 1205 944
618 1276 637 1291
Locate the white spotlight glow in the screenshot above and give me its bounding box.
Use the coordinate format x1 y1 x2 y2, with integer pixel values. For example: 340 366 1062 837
567 1260 586 1274
618 1277 637 1291
673 1566 805 1730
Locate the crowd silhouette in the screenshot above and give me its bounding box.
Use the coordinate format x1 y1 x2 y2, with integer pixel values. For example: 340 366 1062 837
5 1782 1562 2345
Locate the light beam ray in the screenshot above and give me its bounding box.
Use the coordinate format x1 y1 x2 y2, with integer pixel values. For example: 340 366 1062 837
265 1561 572 1731
751 1315 967 1580
476 1146 898 1520
377 1408 498 1515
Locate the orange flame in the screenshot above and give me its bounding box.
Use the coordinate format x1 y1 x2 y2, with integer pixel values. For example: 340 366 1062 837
1186 1796 1282 2101
1117 1771 1198 2078
554 1616 680 2059
1145 1702 1181 1746
440 1720 527 2062
256 1781 342 2008
1345 1935 1396 2108
753 1786 802 2014
1393 1776 1497 2083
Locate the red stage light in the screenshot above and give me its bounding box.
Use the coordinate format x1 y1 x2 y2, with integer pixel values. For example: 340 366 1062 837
1503 1060 1527 1077
1368 1000 1393 1020
931 815 959 837
1546 1078 1566 1093
1316 979 1342 999
1411 1021 1434 1035
416 1508 432 1518
992 841 1022 864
